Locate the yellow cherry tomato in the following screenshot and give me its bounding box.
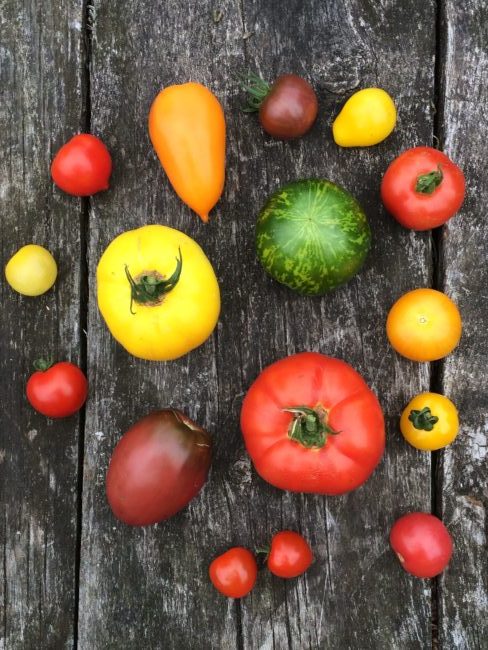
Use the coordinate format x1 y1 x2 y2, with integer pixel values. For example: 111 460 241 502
332 88 397 147
97 225 220 361
5 244 57 296
386 288 462 361
400 392 459 451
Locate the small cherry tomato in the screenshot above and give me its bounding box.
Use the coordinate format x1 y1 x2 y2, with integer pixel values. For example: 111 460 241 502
381 147 465 230
400 392 459 451
386 288 462 362
267 531 313 578
390 512 453 578
209 547 257 598
332 88 397 147
26 360 88 418
242 72 318 139
5 244 57 296
51 134 112 196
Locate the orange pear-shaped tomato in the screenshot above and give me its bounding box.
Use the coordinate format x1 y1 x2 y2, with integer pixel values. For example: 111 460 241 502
149 82 226 222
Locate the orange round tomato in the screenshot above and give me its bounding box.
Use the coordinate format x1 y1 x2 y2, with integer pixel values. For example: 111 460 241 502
149 82 225 222
386 289 462 361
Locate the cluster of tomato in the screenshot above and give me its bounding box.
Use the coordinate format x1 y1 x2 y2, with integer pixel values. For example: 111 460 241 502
4 71 466 596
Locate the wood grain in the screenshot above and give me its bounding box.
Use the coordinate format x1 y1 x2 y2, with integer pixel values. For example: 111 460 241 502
439 1 488 647
0 0 84 647
78 0 436 648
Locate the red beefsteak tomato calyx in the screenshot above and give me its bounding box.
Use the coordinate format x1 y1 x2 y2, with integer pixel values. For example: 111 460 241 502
284 405 339 449
33 358 54 372
415 165 443 194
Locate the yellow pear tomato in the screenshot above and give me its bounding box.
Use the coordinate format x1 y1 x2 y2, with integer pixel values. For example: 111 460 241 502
400 392 459 451
5 244 57 296
332 88 397 147
97 225 220 361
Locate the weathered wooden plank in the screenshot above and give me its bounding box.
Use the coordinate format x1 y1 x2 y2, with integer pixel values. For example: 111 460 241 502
237 1 435 648
78 1 244 648
78 1 436 648
439 2 488 647
0 1 84 648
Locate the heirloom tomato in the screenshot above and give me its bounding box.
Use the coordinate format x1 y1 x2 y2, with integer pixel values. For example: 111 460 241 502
381 146 465 230
400 392 459 451
267 531 313 578
240 352 385 494
5 244 57 296
209 548 257 598
51 134 112 196
26 360 88 418
96 225 220 361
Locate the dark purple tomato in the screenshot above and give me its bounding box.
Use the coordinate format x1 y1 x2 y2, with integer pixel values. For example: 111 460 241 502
243 73 318 139
106 409 212 526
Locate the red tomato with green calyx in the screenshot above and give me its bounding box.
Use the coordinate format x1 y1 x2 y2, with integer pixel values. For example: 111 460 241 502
241 352 385 495
106 409 212 526
51 134 112 196
26 360 88 418
209 547 257 598
267 531 313 578
381 146 465 230
390 512 453 578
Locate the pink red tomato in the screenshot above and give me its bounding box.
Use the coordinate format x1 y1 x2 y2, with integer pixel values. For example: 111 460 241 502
26 360 88 418
51 133 112 196
209 547 257 598
390 512 453 578
241 352 385 495
267 531 313 578
381 146 465 230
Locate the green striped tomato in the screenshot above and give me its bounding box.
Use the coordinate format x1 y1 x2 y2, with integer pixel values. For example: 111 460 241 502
256 179 371 295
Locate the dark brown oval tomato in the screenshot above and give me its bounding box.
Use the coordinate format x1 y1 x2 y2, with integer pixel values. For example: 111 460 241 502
243 73 318 139
267 531 313 578
209 547 257 598
390 512 453 578
106 409 212 526
241 352 385 495
381 146 465 230
26 360 88 418
51 133 112 196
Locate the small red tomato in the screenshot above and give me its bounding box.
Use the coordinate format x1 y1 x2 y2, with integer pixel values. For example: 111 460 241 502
267 531 313 578
381 146 465 230
26 360 88 418
243 73 318 139
209 547 257 598
51 134 112 196
390 512 453 578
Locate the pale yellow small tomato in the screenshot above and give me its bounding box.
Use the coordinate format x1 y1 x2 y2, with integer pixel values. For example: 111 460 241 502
400 392 459 451
5 244 57 296
332 88 397 147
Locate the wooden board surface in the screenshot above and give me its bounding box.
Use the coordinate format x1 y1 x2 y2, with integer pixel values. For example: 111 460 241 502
0 1 84 647
439 1 488 647
0 0 486 648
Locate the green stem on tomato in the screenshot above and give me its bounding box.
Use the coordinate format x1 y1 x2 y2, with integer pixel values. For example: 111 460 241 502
284 405 340 449
125 248 182 315
240 72 271 112
408 406 439 431
415 165 443 194
33 358 54 372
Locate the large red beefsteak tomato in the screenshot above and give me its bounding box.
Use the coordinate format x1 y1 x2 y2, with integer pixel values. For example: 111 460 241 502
240 352 385 494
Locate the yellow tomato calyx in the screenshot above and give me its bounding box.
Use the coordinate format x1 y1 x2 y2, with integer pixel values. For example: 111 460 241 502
124 247 182 314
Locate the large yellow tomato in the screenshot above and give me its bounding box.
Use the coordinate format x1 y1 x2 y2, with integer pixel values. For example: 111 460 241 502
332 88 397 147
97 225 220 361
400 392 459 451
5 244 57 296
386 288 462 361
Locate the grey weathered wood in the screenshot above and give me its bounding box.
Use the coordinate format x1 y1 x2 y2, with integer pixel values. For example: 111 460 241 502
0 0 84 647
78 1 436 648
439 1 488 647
